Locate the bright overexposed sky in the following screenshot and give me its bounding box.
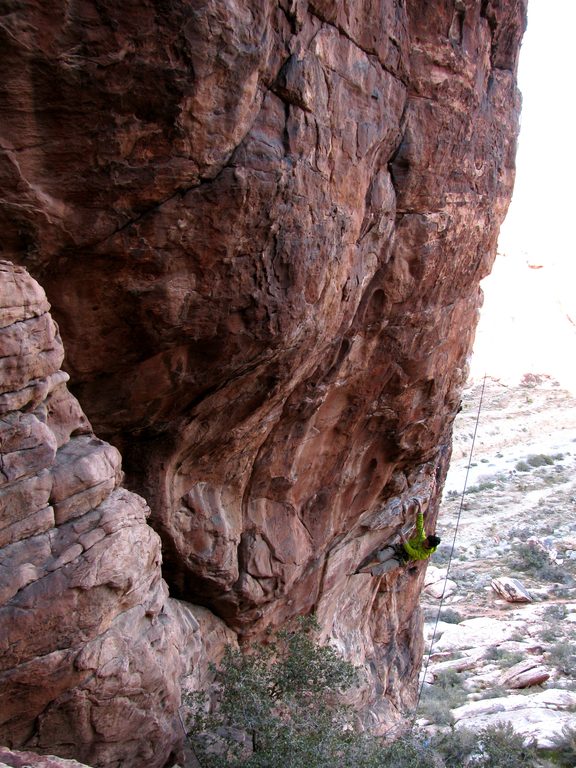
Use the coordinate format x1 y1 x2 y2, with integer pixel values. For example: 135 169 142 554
471 0 576 391
499 0 576 260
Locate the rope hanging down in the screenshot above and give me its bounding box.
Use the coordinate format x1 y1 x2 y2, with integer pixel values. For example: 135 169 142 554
414 373 488 715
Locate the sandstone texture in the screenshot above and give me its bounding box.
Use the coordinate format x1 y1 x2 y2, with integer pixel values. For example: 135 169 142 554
0 747 92 768
0 262 239 767
0 0 526 760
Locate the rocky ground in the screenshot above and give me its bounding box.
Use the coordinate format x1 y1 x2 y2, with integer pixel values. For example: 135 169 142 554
418 374 576 751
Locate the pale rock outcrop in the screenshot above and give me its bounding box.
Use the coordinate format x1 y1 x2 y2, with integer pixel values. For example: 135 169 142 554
0 262 236 767
452 689 576 748
499 659 550 689
424 567 458 599
432 616 527 653
1 0 527 752
491 576 533 602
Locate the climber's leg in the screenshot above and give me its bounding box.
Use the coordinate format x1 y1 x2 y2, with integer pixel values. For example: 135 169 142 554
371 557 402 576
375 546 396 563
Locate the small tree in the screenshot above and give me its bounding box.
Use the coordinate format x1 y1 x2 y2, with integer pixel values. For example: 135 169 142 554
184 616 384 768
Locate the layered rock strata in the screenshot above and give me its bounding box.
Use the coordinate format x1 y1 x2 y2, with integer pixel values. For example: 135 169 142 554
0 262 236 766
0 0 526 755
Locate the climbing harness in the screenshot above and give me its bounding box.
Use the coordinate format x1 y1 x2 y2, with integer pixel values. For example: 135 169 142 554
414 373 488 715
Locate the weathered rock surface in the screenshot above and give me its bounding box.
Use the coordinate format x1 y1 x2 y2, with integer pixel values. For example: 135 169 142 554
499 659 550 689
0 0 526 757
0 263 238 767
452 689 576 748
0 747 92 768
432 616 527 653
491 576 533 602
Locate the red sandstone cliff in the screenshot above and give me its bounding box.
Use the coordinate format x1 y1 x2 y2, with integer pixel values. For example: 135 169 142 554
0 261 235 766
0 0 526 765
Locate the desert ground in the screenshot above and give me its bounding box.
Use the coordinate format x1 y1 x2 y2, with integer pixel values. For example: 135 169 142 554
417 251 576 748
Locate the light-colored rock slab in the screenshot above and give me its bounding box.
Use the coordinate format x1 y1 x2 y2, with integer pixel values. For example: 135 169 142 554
425 578 457 598
499 658 550 689
491 576 532 602
433 616 526 652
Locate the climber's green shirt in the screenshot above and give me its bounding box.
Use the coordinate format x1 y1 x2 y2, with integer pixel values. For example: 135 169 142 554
401 511 437 561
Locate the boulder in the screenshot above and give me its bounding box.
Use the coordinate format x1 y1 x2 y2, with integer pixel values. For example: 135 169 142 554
499 659 550 689
425 578 457 599
491 576 533 603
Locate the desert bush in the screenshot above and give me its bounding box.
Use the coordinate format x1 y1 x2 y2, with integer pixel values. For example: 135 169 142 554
539 625 561 643
549 583 576 599
508 525 531 542
484 646 524 667
430 723 540 767
509 542 569 583
527 454 556 468
542 604 567 621
184 616 390 768
468 723 539 767
466 481 496 494
544 725 576 767
546 641 576 676
438 608 464 624
418 670 468 725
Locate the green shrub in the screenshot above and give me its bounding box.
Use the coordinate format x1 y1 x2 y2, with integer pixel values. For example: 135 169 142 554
508 525 531 542
182 618 555 768
547 641 576 676
527 454 555 467
466 481 496 494
509 542 569 583
429 724 540 767
539 626 561 643
184 616 386 768
438 609 464 624
418 670 468 725
542 604 567 621
483 646 524 667
467 723 539 767
546 725 576 766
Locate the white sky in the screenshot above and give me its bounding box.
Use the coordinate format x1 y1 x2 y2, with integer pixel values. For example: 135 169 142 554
499 0 576 261
472 0 576 391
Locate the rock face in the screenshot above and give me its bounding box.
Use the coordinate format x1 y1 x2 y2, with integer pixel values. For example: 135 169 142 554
0 262 237 767
0 747 92 768
0 0 526 759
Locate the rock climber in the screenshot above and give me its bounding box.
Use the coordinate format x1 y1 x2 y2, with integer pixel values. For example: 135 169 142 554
357 501 441 576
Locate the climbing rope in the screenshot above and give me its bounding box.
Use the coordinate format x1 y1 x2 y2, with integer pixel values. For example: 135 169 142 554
414 373 488 715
